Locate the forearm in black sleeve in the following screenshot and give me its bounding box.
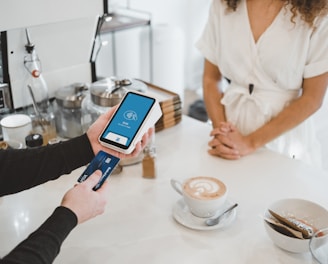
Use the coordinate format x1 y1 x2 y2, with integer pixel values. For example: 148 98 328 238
0 206 78 264
0 134 95 196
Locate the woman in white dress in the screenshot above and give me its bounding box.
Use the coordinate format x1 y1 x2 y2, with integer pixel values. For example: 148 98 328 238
196 0 328 167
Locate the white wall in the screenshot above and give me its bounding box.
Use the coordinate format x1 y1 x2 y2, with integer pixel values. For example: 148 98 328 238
6 18 97 108
97 0 211 96
130 0 211 91
0 0 102 32
0 0 103 108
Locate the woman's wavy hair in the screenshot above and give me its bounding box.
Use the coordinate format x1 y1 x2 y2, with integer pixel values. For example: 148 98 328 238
223 0 328 26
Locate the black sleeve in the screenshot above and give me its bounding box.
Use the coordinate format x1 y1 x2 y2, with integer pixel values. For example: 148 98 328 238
0 206 78 264
0 134 95 197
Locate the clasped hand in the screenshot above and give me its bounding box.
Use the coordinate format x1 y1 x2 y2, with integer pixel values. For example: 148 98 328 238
208 122 254 160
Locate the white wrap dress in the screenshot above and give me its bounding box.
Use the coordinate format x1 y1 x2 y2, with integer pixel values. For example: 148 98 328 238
196 0 328 167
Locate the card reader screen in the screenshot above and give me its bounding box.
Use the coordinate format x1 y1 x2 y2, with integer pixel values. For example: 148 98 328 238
100 92 155 149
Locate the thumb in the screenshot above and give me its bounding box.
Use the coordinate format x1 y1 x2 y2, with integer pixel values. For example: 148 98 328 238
82 170 102 189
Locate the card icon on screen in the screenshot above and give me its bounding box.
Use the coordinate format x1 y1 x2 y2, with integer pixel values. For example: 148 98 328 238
124 110 138 121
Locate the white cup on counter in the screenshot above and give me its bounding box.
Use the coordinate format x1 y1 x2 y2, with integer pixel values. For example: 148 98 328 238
171 176 228 218
1 114 32 148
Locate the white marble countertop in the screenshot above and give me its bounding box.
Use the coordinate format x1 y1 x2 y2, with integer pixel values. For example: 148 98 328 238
1 116 327 264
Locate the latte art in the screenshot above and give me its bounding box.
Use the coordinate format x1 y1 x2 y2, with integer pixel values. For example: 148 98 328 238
171 176 228 217
183 176 226 200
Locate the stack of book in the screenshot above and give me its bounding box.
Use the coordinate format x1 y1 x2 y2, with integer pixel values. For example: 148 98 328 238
142 81 182 132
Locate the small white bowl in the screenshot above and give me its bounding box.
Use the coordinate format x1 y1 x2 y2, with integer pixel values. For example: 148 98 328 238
264 198 328 253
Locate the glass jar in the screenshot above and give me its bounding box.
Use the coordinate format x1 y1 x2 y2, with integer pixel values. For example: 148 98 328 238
81 77 147 131
23 29 57 144
55 83 87 138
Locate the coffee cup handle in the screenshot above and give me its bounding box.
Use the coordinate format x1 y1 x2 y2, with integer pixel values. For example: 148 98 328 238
170 179 183 196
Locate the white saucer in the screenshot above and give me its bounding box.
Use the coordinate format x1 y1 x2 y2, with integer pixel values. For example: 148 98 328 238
172 198 237 231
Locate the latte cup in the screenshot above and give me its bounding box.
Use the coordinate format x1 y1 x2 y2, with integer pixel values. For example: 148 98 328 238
171 176 228 218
